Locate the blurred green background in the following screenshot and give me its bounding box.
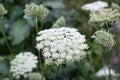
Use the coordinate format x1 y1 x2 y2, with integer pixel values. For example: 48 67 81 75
0 0 120 80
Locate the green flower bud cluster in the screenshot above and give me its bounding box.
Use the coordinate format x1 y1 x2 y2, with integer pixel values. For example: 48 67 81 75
24 3 49 21
111 3 120 11
0 4 7 16
89 8 120 27
52 16 65 28
27 73 45 80
92 30 115 48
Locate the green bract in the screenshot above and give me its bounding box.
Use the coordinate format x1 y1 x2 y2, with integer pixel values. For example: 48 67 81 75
24 3 49 21
0 4 7 16
27 73 45 80
52 16 65 28
92 30 115 48
89 8 120 27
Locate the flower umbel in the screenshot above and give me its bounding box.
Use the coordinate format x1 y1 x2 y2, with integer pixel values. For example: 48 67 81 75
10 52 38 79
81 1 108 11
24 3 49 21
36 27 88 65
52 16 65 28
89 8 120 27
91 30 115 48
0 4 7 16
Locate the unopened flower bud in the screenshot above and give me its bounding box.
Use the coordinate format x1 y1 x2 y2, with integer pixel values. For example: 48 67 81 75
52 16 65 28
92 30 115 48
24 3 49 21
0 4 7 16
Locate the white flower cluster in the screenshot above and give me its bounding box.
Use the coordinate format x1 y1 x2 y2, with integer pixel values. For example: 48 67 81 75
96 66 116 77
10 52 38 79
89 8 120 27
36 27 89 65
81 1 108 11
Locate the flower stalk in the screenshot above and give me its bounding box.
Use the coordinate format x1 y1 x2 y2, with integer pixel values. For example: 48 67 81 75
101 50 109 80
36 16 38 35
54 64 61 80
35 16 43 80
0 25 13 55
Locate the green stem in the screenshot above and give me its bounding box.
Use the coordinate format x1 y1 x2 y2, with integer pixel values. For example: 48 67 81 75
106 49 112 80
104 48 112 80
36 16 38 34
35 17 43 80
38 52 43 80
0 25 13 55
86 55 95 73
94 24 99 31
7 56 13 79
101 57 108 80
54 64 61 80
8 71 12 80
106 22 109 31
108 66 112 80
101 47 108 80
38 51 42 71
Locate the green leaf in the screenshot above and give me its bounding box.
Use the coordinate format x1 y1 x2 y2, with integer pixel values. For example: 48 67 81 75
9 19 30 45
43 1 65 9
9 6 23 24
0 57 9 75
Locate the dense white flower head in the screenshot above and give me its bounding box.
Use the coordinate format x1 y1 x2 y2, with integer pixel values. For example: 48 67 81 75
36 27 88 65
10 52 38 79
81 1 108 11
96 66 116 77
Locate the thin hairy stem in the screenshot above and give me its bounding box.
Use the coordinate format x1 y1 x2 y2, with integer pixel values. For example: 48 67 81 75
36 16 38 34
0 25 13 55
35 17 44 80
101 56 108 80
108 66 112 80
54 64 61 80
7 56 13 79
8 72 12 80
101 47 109 80
105 48 112 80
94 24 99 31
86 55 95 73
38 51 42 71
106 48 112 80
106 22 110 31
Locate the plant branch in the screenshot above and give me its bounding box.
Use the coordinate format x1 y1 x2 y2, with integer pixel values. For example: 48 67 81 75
0 25 13 55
